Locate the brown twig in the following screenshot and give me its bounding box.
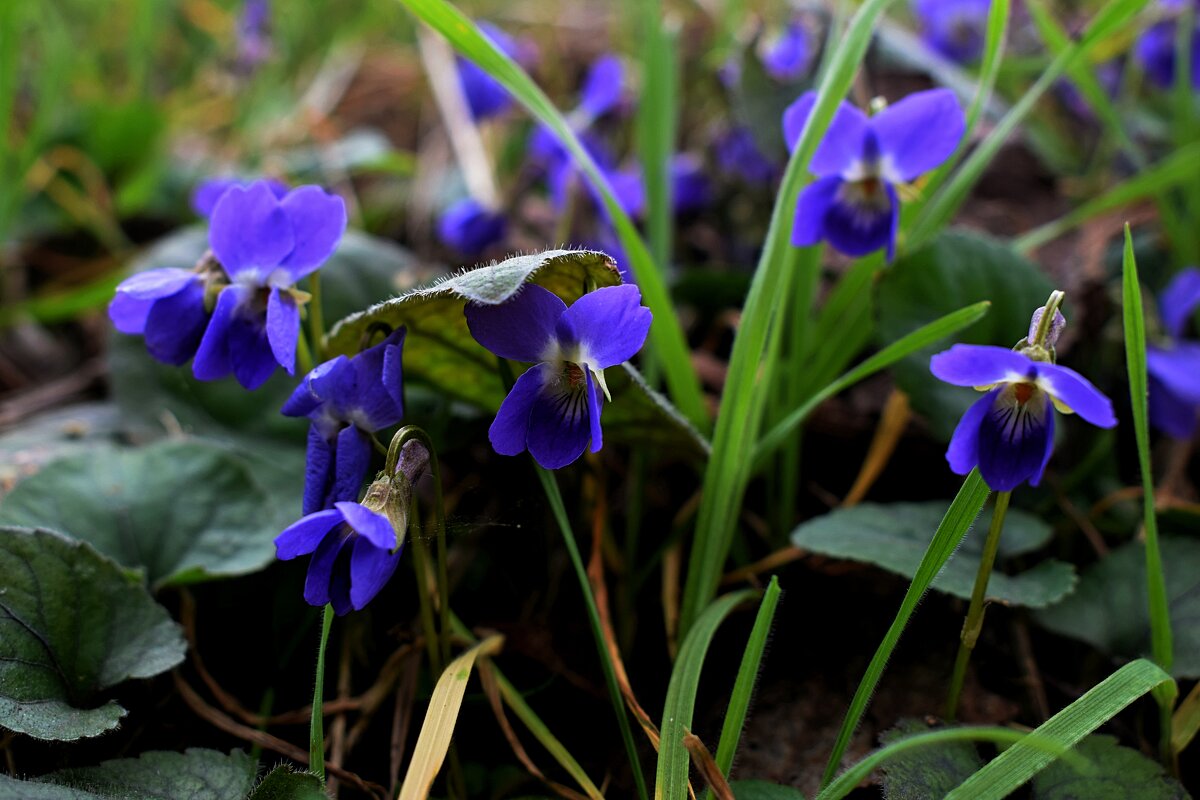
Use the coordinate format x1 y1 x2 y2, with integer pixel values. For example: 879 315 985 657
1047 475 1109 557
720 546 806 587
683 730 733 800
389 654 421 798
171 671 385 799
326 630 355 797
1012 617 1050 721
841 389 911 508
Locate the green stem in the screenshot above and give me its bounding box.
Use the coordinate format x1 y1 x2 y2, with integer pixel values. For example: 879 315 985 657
308 269 326 363
309 604 334 780
535 466 649 800
411 499 444 676
296 333 315 376
946 491 1011 721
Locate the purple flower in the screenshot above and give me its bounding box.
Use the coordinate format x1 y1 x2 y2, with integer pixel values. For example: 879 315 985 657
931 343 1116 491
1147 268 1200 437
465 284 651 468
235 0 272 72
760 20 813 81
784 88 964 259
457 22 536 120
1134 1 1200 90
671 154 712 214
109 267 210 366
912 0 991 63
437 197 508 256
275 501 404 615
192 181 347 390
577 54 627 121
191 176 288 217
715 127 780 185
282 327 406 514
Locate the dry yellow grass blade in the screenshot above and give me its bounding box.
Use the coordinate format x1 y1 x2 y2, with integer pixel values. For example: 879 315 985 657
398 634 505 800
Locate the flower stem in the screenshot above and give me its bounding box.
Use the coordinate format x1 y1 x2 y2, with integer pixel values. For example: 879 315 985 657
296 333 315 376
308 269 326 363
946 490 1011 721
410 506 444 675
309 603 335 780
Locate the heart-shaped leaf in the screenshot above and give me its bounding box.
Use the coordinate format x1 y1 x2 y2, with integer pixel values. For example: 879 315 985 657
877 230 1054 440
247 765 326 800
0 441 280 588
1030 735 1189 799
790 501 1077 607
0 527 186 741
1035 537 1200 677
0 748 257 799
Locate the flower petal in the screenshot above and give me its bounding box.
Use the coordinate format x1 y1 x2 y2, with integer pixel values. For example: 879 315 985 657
383 338 406 412
555 285 652 369
349 536 404 610
579 54 624 120
1149 374 1200 438
275 509 342 559
782 91 869 176
587 369 603 453
192 285 246 381
228 308 279 391
303 525 350 607
327 542 355 616
330 426 372 508
143 279 209 366
282 356 351 419
1159 267 1200 338
192 176 287 218
351 327 406 429
466 283 566 362
790 175 841 247
302 425 334 516
977 389 1054 491
930 345 1034 387
277 186 348 278
437 197 507 256
488 364 545 456
1035 362 1117 428
821 181 898 257
109 293 154 334
526 373 592 470
266 287 299 373
872 88 965 183
114 268 197 300
208 182 295 279
945 387 998 476
335 501 397 551
761 21 811 81
1147 343 1200 406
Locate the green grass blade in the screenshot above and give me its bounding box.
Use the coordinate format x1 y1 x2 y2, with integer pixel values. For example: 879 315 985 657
755 302 990 467
535 465 649 800
907 0 1150 249
945 659 1175 799
819 470 992 788
817 727 1063 800
1121 225 1177 763
636 1 677 274
656 589 759 800
1015 141 1200 254
680 0 903 637
713 577 782 779
395 0 707 428
309 604 335 781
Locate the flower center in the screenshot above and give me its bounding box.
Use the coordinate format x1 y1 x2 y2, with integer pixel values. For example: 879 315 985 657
1013 382 1036 406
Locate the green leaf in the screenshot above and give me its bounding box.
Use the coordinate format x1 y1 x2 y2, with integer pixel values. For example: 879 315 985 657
0 527 185 740
728 781 806 800
247 765 327 800
0 749 257 800
0 404 121 495
326 249 707 456
945 660 1174 799
792 501 1075 607
880 719 983 800
876 230 1053 440
1030 735 1188 799
0 441 280 588
1035 537 1200 677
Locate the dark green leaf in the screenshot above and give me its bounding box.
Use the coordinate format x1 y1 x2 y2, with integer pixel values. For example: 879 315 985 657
790 501 1076 607
0 748 257 799
1035 537 1200 677
247 765 326 800
0 441 280 588
876 229 1053 440
0 404 121 497
0 527 186 740
1030 735 1188 799
729 780 806 800
880 720 983 800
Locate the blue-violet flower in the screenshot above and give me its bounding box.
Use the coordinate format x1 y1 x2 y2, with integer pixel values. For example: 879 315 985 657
192 176 287 218
465 284 651 468
912 0 991 63
437 197 508 256
1135 0 1200 89
1148 267 1200 437
760 20 813 81
784 88 964 259
457 22 537 120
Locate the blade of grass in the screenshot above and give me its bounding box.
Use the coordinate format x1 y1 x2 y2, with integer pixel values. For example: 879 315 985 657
945 659 1175 798
309 604 334 782
680 0 904 637
755 302 990 468
1171 680 1200 755
636 0 677 274
395 0 706 428
398 634 505 800
656 589 759 800
1014 141 1200 254
819 470 992 788
908 0 1151 249
1121 224 1178 765
713 577 782 779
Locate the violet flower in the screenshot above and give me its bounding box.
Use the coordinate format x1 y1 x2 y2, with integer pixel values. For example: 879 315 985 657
235 0 272 73
109 267 210 366
671 154 712 215
1148 268 1200 437
930 308 1116 491
282 327 406 515
715 127 780 186
1134 0 1200 89
912 0 991 63
457 22 536 120
191 181 346 389
784 88 964 259
191 176 287 217
437 197 508 256
760 20 813 81
465 284 651 468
